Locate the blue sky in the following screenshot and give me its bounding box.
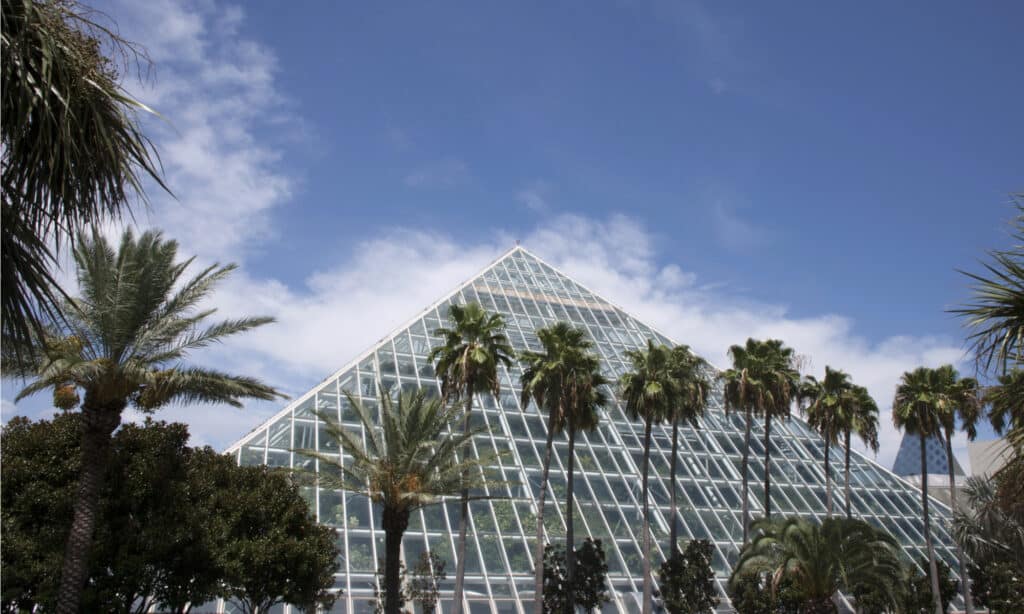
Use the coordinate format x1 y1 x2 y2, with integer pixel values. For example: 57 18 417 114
3 1 1022 469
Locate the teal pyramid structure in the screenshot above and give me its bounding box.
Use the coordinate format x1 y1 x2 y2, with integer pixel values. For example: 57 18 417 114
225 246 963 613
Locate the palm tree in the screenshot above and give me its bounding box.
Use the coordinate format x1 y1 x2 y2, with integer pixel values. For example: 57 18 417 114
985 368 1024 452
729 517 905 614
562 362 609 613
619 340 676 614
305 389 498 614
933 365 981 614
13 229 281 614
720 339 799 541
842 385 879 519
952 197 1024 375
2 0 168 356
893 366 950 614
667 345 711 553
799 367 853 518
519 323 594 614
427 302 513 613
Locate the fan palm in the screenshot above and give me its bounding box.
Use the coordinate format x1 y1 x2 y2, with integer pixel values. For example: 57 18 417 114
427 302 513 613
842 385 879 519
799 367 853 518
720 339 800 541
1 0 169 357
13 229 282 614
304 389 500 614
519 323 594 614
562 363 609 613
728 516 904 614
619 340 676 614
893 366 951 614
666 345 711 553
951 198 1024 375
985 368 1024 453
932 366 981 614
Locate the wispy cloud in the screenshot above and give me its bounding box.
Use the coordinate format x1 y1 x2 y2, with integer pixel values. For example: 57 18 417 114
712 202 771 251
385 124 412 150
652 0 743 95
403 157 470 188
516 180 552 212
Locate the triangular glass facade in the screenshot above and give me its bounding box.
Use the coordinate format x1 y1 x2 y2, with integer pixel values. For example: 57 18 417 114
892 433 965 477
224 246 963 613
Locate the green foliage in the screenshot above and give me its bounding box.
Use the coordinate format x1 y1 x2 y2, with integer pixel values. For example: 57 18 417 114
1 0 168 354
408 552 446 614
953 476 1024 613
658 540 718 614
216 465 340 614
0 415 339 614
727 572 802 614
903 558 957 614
728 517 904 614
952 197 1024 374
427 301 514 403
720 338 800 423
542 539 610 613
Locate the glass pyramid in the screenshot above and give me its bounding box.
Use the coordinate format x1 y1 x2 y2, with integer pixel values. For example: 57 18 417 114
892 433 965 477
224 246 964 613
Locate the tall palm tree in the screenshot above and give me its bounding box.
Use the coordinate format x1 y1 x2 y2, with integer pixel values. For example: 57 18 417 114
619 340 676 614
985 368 1024 452
842 385 879 519
893 366 949 614
519 323 594 614
427 302 513 613
720 339 800 541
799 367 853 518
305 389 498 614
667 345 711 553
729 517 905 614
13 229 282 614
562 362 609 613
933 365 981 614
2 0 169 356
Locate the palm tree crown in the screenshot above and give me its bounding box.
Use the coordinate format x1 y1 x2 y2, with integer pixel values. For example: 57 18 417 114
666 345 711 553
14 228 281 614
427 302 514 405
799 367 852 517
307 389 499 614
729 517 904 614
518 322 598 614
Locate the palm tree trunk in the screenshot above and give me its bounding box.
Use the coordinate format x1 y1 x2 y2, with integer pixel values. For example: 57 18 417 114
641 417 654 614
741 409 752 543
452 390 474 614
382 507 411 614
55 400 124 614
668 419 680 555
844 429 852 519
564 421 577 614
920 432 943 614
534 409 558 614
824 437 832 518
763 410 772 520
945 432 974 614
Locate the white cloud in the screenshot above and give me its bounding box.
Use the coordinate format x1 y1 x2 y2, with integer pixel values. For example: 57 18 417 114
516 181 552 212
403 158 470 188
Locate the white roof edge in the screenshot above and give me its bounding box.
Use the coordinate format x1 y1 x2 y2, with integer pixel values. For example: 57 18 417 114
224 244 522 454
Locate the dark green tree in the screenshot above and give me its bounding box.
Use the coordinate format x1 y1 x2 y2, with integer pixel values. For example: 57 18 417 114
409 551 446 614
427 302 513 614
542 539 609 613
903 558 957 614
215 465 339 614
12 229 283 614
727 572 802 614
658 539 718 614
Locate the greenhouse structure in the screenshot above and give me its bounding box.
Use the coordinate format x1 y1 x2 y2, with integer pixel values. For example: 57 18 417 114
224 246 963 613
